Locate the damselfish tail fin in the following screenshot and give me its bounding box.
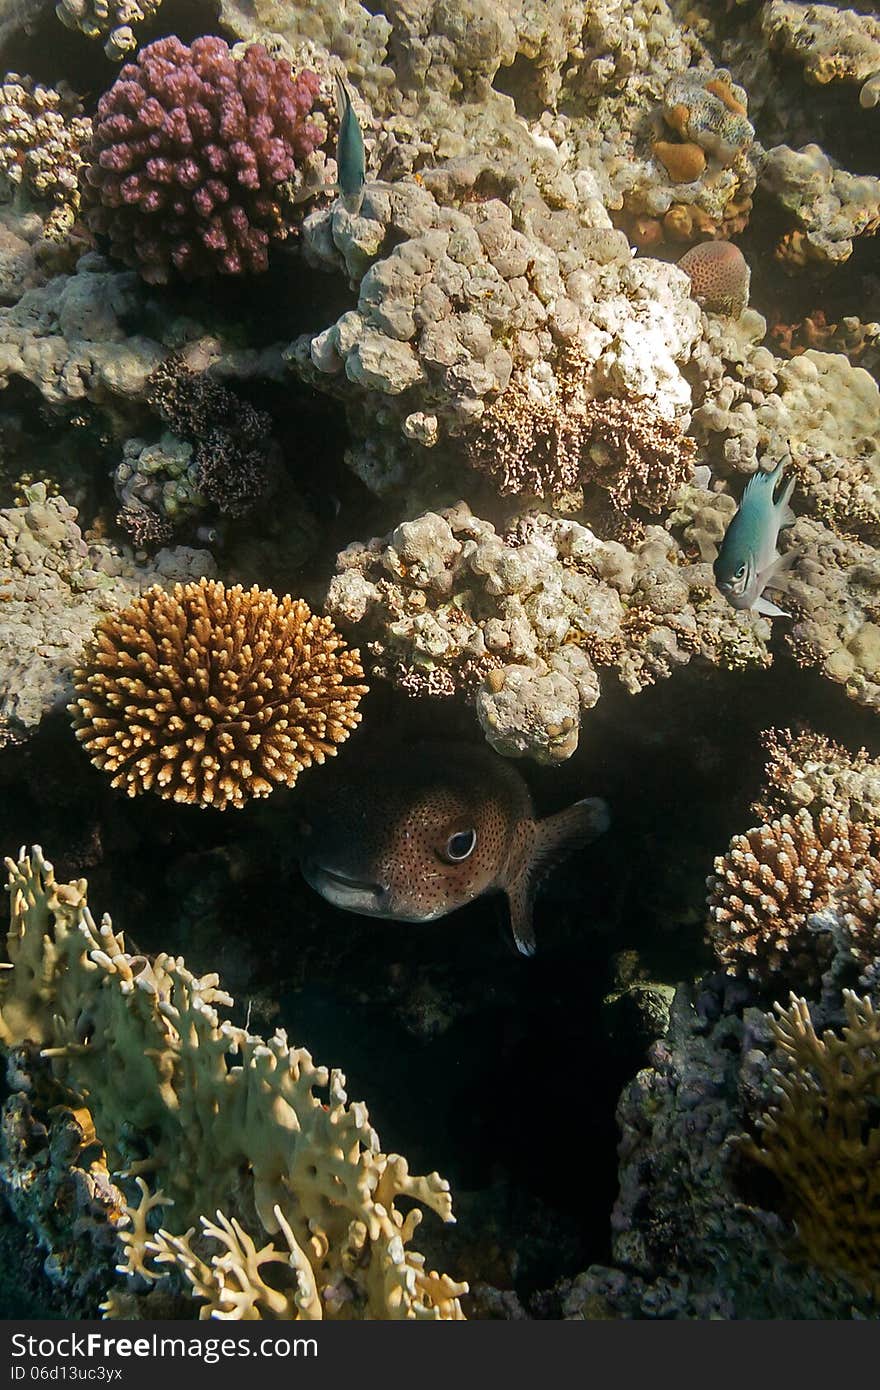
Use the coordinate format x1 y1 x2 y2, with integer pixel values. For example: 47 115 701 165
506 798 610 957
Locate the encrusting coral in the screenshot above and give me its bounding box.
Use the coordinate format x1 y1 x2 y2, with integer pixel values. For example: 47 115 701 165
0 847 466 1319
69 578 368 809
83 36 324 282
742 992 880 1300
0 73 92 239
706 808 878 990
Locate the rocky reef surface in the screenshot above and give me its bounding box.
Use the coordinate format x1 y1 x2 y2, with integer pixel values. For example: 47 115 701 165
0 0 877 1321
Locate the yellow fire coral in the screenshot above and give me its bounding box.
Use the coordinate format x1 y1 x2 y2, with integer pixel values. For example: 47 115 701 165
706 808 878 987
69 579 368 810
742 992 880 1299
0 847 466 1319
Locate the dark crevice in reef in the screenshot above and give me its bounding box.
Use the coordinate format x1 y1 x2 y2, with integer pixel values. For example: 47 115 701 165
492 53 546 122
2 646 876 1308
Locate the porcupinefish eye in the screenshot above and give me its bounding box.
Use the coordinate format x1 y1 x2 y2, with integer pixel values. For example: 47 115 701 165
443 829 477 862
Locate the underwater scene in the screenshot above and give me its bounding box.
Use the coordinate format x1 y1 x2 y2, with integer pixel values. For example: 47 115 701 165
0 0 877 1323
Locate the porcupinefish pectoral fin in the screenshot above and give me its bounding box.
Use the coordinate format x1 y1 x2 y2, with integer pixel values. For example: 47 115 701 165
506 797 610 957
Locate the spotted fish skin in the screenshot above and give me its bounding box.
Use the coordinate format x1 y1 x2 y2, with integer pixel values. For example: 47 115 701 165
297 742 609 955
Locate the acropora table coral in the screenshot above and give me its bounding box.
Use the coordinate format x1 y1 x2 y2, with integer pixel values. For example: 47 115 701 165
70 578 368 809
0 847 466 1318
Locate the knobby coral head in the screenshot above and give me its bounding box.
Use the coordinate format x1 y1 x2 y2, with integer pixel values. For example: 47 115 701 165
83 35 323 282
69 578 368 809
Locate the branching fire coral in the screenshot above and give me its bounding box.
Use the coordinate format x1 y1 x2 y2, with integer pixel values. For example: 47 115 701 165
83 36 323 282
0 848 465 1319
742 992 880 1300
706 808 878 988
69 578 367 809
464 356 695 511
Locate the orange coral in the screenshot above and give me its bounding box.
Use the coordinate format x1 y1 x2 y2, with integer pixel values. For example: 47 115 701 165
70 579 367 809
652 140 706 183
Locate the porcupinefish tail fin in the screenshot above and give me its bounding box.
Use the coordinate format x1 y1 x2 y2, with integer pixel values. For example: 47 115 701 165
506 798 610 957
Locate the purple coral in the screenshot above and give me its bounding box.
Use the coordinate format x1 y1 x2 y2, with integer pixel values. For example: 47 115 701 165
84 35 323 282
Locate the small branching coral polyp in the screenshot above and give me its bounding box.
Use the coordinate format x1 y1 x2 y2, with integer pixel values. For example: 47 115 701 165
0 848 466 1319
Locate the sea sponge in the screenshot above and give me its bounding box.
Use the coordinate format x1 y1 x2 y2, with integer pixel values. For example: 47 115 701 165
742 992 880 1300
69 578 367 809
706 808 878 988
678 241 750 317
83 36 323 282
652 140 706 184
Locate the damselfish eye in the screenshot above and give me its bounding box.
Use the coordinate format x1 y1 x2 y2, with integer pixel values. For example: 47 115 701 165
735 564 746 579
445 829 477 862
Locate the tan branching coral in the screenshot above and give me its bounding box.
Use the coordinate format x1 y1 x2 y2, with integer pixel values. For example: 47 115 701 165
753 727 880 827
0 848 466 1319
464 355 695 512
742 992 880 1299
0 74 91 238
706 808 878 987
69 579 368 810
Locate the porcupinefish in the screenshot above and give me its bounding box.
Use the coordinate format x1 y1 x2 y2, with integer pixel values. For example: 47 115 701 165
714 458 796 618
297 743 610 956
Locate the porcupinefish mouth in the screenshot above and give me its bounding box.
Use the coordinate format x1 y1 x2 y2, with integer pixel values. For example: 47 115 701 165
301 862 390 917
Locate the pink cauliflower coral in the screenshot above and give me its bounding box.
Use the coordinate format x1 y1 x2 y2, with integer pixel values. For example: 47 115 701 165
84 35 323 282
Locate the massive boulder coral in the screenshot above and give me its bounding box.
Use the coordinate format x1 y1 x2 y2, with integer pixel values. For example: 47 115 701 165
325 500 771 763
762 0 880 107
290 171 701 493
0 847 466 1319
84 36 324 282
0 485 215 742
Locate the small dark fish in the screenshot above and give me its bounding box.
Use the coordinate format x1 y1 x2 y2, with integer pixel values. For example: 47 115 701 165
714 458 797 617
297 743 609 956
334 76 366 214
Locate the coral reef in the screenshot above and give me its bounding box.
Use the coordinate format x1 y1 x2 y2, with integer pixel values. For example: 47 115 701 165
743 992 880 1300
0 485 215 742
0 847 465 1318
0 73 91 239
463 350 696 510
146 353 275 517
753 727 880 827
761 143 880 267
70 578 368 809
326 501 771 763
762 1 880 107
706 809 878 989
56 0 163 62
563 978 879 1319
84 36 324 282
113 431 204 543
